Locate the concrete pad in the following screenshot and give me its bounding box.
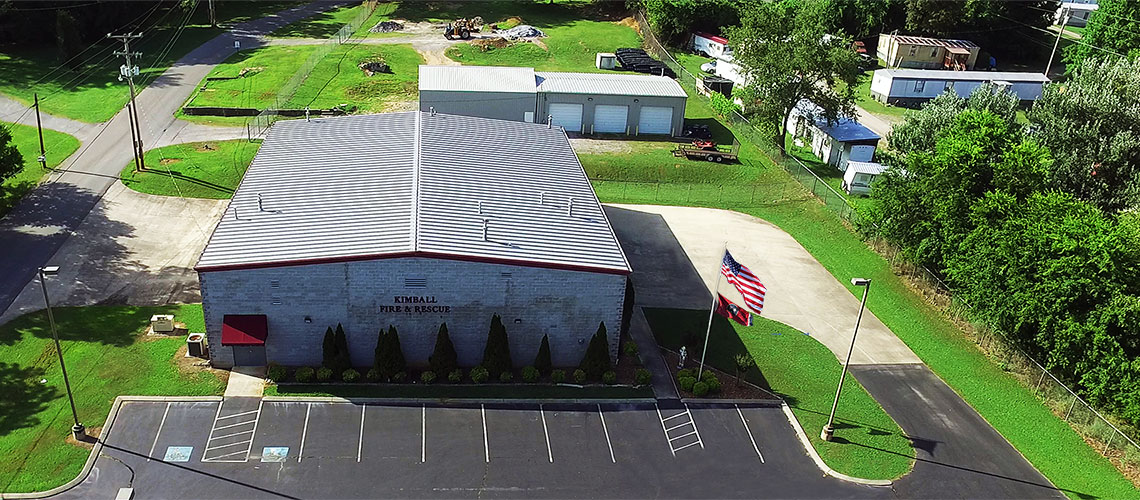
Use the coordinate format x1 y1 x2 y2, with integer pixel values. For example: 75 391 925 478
605 204 921 365
0 183 226 325
224 366 265 398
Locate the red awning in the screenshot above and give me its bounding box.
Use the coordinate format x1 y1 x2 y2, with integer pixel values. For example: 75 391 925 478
221 314 268 346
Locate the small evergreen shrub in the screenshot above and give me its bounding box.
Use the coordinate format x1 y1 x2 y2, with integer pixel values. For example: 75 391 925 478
448 369 463 383
679 376 696 392
421 370 437 384
499 371 514 383
677 368 694 379
429 323 458 376
533 334 552 375
481 314 513 378
374 325 407 381
295 366 315 383
266 363 287 383
342 368 360 383
692 381 709 397
551 369 566 383
578 322 613 380
635 368 651 386
316 367 333 382
470 365 489 383
522 365 539 383
701 370 718 383
706 376 722 394
602 370 617 385
572 369 587 384
366 368 382 382
393 371 407 383
623 341 638 356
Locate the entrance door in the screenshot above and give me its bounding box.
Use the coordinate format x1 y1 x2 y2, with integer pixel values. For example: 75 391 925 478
593 105 629 133
548 103 583 132
232 346 267 366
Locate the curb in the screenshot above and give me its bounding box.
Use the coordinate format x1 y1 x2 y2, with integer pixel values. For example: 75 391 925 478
779 403 894 487
680 398 783 406
263 396 659 405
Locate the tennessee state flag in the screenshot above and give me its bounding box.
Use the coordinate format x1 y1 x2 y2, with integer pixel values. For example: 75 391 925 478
715 293 753 327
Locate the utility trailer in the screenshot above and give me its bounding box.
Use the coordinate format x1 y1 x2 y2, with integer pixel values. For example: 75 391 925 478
673 140 739 162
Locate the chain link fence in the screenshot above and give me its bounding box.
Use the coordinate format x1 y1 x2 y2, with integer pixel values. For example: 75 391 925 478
635 10 1140 473
248 0 379 138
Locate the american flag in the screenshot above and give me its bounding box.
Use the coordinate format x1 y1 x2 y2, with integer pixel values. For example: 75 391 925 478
721 250 767 314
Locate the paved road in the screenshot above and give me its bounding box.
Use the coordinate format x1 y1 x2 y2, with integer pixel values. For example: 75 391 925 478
0 1 343 317
0 96 99 142
851 365 1069 499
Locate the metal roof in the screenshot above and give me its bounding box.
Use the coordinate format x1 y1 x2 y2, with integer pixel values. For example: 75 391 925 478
196 112 631 275
846 161 888 175
877 68 1050 83
889 35 978 49
535 71 688 98
694 32 729 45
418 65 536 93
793 100 881 143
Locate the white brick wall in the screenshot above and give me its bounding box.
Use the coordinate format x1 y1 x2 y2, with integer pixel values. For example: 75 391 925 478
199 257 626 369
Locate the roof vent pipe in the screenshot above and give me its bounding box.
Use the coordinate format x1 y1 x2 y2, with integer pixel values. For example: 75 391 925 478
547 115 553 128
304 106 310 122
568 197 574 217
477 200 483 215
257 193 265 212
430 106 436 117
539 191 545 205
482 218 488 241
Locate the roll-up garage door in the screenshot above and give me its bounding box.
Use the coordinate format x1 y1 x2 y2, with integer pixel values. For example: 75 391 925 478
548 103 583 132
593 105 628 134
638 106 674 135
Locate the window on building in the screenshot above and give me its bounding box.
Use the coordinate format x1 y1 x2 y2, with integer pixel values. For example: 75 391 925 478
908 46 917 56
945 80 955 92
914 80 926 92
930 47 938 57
405 277 427 288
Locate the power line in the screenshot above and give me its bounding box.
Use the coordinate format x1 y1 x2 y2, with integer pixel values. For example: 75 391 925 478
1023 3 1140 39
996 13 1127 58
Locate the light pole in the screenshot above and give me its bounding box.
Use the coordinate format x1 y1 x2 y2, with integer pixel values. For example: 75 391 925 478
38 266 85 441
821 278 871 442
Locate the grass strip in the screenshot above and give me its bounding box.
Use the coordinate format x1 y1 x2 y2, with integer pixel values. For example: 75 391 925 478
266 383 653 399
118 140 261 199
1 121 80 216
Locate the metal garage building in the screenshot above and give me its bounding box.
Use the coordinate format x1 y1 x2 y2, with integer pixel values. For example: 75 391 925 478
418 65 687 136
196 111 631 369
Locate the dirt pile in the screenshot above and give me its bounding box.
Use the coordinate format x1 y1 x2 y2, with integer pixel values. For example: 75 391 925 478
359 60 391 76
616 16 640 35
496 24 545 40
471 37 511 51
369 20 404 33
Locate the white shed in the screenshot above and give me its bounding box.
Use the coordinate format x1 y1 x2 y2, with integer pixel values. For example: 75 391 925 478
870 69 1050 107
786 100 880 171
842 161 889 196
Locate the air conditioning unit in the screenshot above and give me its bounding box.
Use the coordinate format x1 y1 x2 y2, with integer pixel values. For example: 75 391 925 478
596 52 616 70
187 333 207 358
150 315 175 334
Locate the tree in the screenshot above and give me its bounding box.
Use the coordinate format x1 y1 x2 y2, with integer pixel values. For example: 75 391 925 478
0 127 23 183
902 0 1056 39
887 83 1018 156
481 314 513 378
639 0 747 44
578 322 613 380
1028 56 1140 213
334 323 351 371
1063 0 1140 69
321 326 336 369
533 334 552 375
374 325 406 380
828 0 890 39
429 323 458 376
733 352 755 386
725 0 862 154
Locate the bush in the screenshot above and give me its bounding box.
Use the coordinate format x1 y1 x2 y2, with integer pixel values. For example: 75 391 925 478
499 371 514 383
470 365 489 383
706 376 722 394
551 369 566 383
533 334 552 375
295 366 315 383
572 369 587 384
522 365 539 383
421 370 437 384
429 323 458 376
692 380 710 397
677 368 695 379
481 314 513 378
393 371 407 383
578 322 613 380
316 367 333 382
266 363 288 383
374 325 406 381
709 91 741 117
448 369 463 383
366 368 382 382
635 368 652 386
623 340 638 357
679 376 696 392
342 368 360 383
602 370 617 385
701 370 718 383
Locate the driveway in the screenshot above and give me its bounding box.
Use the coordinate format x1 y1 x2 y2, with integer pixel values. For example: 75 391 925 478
604 204 921 365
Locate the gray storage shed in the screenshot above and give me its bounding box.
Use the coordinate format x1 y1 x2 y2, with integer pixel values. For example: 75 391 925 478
196 112 631 369
417 65 687 136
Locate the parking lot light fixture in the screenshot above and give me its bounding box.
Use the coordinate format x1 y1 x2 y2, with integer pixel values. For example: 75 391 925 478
38 266 85 441
821 278 871 442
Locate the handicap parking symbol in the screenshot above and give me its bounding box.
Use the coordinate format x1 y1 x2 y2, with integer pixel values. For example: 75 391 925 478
164 446 193 462
261 446 289 462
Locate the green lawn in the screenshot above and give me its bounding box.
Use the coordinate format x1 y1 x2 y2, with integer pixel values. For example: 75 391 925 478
783 135 874 212
179 43 422 125
0 304 225 493
266 383 653 399
271 1 395 38
118 140 261 199
643 309 914 480
0 2 304 123
850 70 908 119
1 122 80 217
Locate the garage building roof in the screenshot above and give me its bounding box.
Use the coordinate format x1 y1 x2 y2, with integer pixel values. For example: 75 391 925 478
196 112 631 275
535 71 688 98
419 65 536 93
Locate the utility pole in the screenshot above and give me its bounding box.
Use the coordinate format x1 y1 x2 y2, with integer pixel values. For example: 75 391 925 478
33 93 46 170
109 32 146 172
1046 7 1069 77
208 0 217 28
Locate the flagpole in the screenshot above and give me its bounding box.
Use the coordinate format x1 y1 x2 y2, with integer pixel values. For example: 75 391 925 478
697 242 727 381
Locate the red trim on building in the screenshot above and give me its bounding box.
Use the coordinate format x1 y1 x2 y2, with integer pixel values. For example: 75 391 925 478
694 32 729 45
195 251 632 276
221 314 268 346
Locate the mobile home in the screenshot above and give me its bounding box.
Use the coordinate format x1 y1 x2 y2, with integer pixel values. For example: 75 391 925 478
786 100 880 171
876 34 980 70
869 69 1050 107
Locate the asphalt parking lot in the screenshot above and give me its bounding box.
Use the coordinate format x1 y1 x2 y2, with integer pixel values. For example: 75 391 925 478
56 399 888 499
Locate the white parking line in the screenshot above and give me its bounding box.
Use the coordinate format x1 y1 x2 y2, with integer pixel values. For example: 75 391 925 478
147 402 172 462
357 405 366 462
481 404 489 463
239 400 264 463
201 401 225 460
202 449 247 461
216 409 260 420
298 403 311 463
421 404 426 463
540 405 553 463
665 422 692 432
597 404 616 464
205 440 253 452
674 441 702 452
684 404 705 450
655 404 675 457
670 430 698 441
210 430 254 442
735 404 765 463
211 419 257 432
